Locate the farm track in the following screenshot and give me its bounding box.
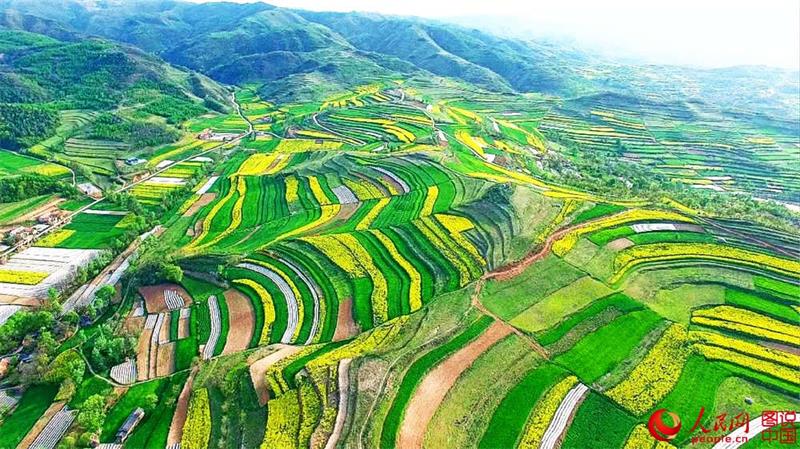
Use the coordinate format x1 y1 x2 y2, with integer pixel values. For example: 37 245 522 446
166 369 195 447
396 321 511 449
324 358 352 449
2 197 65 227
62 226 162 313
470 279 548 358
182 192 217 217
248 345 304 405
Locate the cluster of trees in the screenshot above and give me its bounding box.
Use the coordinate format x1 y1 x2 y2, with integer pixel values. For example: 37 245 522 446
127 237 184 287
0 72 47 104
85 324 136 372
0 104 59 149
536 135 799 233
90 113 180 148
0 173 78 203
0 310 57 355
12 41 138 110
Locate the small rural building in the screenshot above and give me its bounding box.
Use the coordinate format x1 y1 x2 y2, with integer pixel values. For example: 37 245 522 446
37 210 70 225
115 407 145 443
197 128 213 140
31 224 49 234
5 227 34 245
124 157 147 166
77 183 102 199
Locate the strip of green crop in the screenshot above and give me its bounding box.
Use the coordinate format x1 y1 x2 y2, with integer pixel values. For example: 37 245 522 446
296 176 319 210
355 231 410 317
281 340 350 390
478 363 567 449
169 309 180 341
338 201 374 232
208 386 226 448
381 227 435 302
0 383 59 448
572 203 627 224
174 332 197 371
240 176 266 230
371 195 413 228
393 224 460 293
275 244 341 342
536 293 644 346
561 393 637 449
380 315 494 448
225 269 266 348
724 287 799 324
753 276 800 304
421 217 482 279
214 292 230 356
194 301 211 345
351 277 375 330
229 266 288 345
554 310 663 383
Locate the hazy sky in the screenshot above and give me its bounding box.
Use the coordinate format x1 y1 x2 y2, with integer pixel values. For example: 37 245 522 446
190 0 800 69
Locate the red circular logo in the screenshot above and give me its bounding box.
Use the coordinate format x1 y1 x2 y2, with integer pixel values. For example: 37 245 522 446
648 409 682 441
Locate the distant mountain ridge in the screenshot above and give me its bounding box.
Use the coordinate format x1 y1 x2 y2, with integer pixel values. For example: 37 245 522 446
0 0 797 120
0 0 591 96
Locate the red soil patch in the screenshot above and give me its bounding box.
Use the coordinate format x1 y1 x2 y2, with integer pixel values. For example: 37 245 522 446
248 345 304 405
158 313 171 343
397 321 511 449
761 341 800 356
178 316 190 339
123 315 145 335
606 237 634 251
182 193 217 217
0 295 39 306
484 226 572 282
333 297 360 341
333 202 359 224
167 371 195 446
136 328 153 381
192 219 204 238
222 289 255 355
138 284 193 314
156 341 175 377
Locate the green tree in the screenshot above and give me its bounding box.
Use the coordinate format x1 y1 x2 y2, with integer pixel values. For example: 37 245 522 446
77 394 107 433
46 350 86 385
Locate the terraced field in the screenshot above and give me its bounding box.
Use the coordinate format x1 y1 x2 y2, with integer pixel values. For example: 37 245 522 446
1 78 797 449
